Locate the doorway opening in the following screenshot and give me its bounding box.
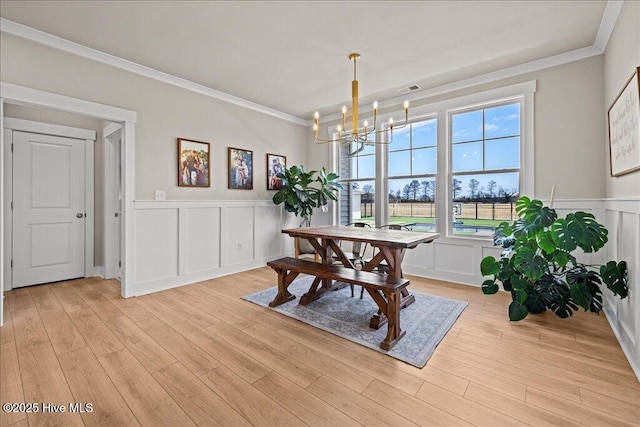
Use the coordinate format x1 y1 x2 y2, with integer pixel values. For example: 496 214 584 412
0 82 137 329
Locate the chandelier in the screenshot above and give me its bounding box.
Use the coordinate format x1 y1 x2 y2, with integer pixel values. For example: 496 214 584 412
313 53 409 155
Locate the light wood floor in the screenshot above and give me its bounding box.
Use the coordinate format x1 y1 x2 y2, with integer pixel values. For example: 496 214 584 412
1 268 639 426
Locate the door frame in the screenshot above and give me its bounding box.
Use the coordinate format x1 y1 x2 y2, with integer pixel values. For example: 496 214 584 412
103 122 121 280
3 117 96 289
0 82 137 328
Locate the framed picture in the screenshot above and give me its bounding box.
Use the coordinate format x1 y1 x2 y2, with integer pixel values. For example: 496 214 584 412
178 138 210 187
267 153 286 190
608 67 640 177
228 147 253 189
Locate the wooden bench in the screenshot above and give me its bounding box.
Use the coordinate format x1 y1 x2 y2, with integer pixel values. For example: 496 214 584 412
266 257 410 350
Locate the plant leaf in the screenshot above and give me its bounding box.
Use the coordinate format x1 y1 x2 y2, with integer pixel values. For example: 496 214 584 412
568 282 592 311
600 261 628 298
508 301 529 321
573 211 608 253
536 231 556 254
550 216 581 252
523 290 547 314
539 279 577 318
515 196 532 217
480 256 500 276
482 279 499 294
552 250 572 267
510 275 532 291
514 247 547 279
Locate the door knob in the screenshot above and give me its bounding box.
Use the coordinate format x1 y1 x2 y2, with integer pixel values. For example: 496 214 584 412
76 213 84 218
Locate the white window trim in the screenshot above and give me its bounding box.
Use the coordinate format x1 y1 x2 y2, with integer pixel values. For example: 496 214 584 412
330 80 536 239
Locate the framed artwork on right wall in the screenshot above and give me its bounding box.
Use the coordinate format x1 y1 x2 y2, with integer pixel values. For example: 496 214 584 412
608 67 640 177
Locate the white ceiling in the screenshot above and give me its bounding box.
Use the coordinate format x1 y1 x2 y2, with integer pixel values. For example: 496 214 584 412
0 1 611 121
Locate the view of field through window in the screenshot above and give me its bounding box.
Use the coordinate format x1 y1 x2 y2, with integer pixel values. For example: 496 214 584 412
338 101 521 236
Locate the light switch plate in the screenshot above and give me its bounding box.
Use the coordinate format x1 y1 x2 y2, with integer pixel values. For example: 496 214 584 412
154 190 166 200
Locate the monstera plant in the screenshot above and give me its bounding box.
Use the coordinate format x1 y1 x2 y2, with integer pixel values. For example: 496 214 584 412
272 165 342 227
480 197 628 321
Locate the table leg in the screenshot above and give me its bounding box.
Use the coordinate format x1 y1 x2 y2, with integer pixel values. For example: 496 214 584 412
268 269 299 307
369 247 414 329
380 290 405 350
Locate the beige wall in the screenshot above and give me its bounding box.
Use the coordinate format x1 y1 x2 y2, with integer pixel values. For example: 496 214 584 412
604 0 640 198
0 33 308 202
312 55 607 201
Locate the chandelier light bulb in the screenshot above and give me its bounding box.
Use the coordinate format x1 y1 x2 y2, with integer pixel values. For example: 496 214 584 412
313 53 410 150
314 111 319 119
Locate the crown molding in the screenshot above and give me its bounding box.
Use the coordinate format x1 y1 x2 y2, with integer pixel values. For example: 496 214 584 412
0 18 308 127
594 0 625 51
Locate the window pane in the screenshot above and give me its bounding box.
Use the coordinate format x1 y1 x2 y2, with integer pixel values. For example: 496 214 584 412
359 142 375 156
358 154 375 178
452 110 482 143
412 119 437 148
388 150 411 176
485 137 520 170
452 141 483 172
484 103 520 139
412 147 436 175
451 172 519 236
388 178 436 231
389 126 410 151
339 180 375 226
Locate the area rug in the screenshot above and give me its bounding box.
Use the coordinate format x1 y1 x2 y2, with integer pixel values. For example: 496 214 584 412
242 275 467 368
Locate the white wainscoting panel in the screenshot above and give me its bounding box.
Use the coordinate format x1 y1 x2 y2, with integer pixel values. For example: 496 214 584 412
435 242 476 275
602 199 640 380
224 206 255 267
182 207 221 274
132 200 283 296
404 237 502 286
482 246 503 260
134 208 179 284
255 206 283 260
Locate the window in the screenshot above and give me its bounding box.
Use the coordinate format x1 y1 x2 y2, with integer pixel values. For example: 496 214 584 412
388 118 437 231
450 101 521 236
338 139 376 225
331 81 534 238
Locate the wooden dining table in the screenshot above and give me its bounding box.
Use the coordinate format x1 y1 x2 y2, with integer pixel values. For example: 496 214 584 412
282 225 440 329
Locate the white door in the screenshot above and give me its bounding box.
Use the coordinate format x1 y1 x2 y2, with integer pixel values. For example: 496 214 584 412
12 131 85 287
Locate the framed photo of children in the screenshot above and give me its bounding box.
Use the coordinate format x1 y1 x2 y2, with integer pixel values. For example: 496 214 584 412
178 138 210 187
228 147 253 189
267 153 286 190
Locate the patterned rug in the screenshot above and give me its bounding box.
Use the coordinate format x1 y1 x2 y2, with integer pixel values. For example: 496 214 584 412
242 275 467 368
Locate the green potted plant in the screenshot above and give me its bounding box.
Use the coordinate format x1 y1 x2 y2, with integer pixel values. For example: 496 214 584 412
272 165 342 227
480 196 628 321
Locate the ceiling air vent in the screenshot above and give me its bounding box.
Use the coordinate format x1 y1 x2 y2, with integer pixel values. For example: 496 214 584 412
399 84 421 94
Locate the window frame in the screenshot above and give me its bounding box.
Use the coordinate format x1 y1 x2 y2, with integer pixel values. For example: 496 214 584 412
328 80 536 240
448 97 524 238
